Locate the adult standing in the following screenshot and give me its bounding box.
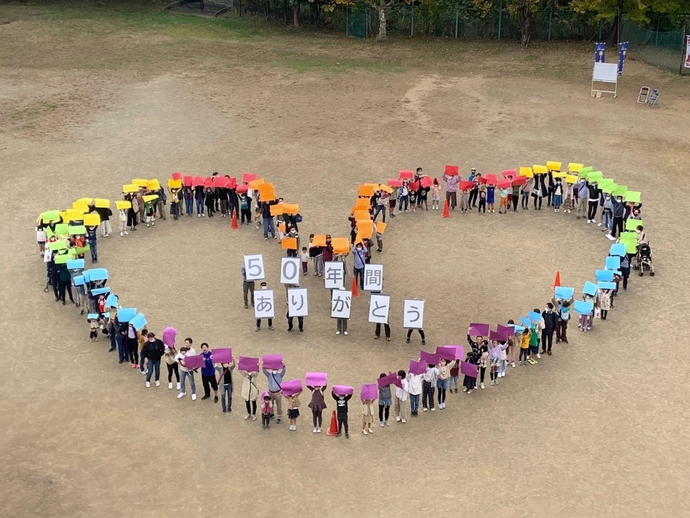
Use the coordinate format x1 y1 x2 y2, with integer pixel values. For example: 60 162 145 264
200 343 219 402
443 171 460 210
372 189 387 223
308 234 324 277
95 203 113 237
156 188 167 221
468 168 479 209
116 317 128 364
194 184 205 217
610 195 625 238
241 265 255 309
164 343 180 390
241 368 259 420
255 282 274 331
552 297 572 344
576 179 588 220
541 303 558 356
261 201 277 240
620 254 631 292
352 242 367 291
586 181 600 223
176 339 197 400
216 359 236 413
141 332 165 388
126 323 139 369
263 364 286 425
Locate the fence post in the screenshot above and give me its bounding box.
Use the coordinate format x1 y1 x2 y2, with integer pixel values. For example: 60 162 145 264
455 7 459 39
497 0 503 40
548 0 554 41
680 19 688 76
598 19 602 41
411 5 414 36
346 7 349 37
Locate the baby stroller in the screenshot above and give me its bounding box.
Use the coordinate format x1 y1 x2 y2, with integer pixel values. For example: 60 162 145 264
636 243 654 276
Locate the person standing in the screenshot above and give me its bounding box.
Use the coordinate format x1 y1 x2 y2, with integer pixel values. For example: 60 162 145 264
309 234 324 277
241 265 255 309
200 343 219 403
609 195 626 238
407 370 423 417
421 364 439 412
176 340 197 401
261 201 276 240
587 181 600 223
541 303 558 356
255 282 274 331
216 359 236 413
141 332 165 388
394 370 409 423
332 391 352 438
443 172 460 210
263 364 286 424
352 242 367 291
576 179 588 220
95 204 113 237
468 168 479 209
240 368 259 420
164 343 180 390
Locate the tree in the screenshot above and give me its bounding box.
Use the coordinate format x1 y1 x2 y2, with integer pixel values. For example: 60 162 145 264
312 0 413 40
505 0 546 46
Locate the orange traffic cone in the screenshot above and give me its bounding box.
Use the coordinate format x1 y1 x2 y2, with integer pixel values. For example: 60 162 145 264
351 276 360 298
441 199 450 218
326 410 338 436
552 271 561 291
230 210 239 230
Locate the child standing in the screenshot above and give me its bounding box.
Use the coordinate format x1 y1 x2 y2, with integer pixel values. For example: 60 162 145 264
307 384 326 433
421 364 439 412
488 340 507 385
477 190 487 215
486 185 495 213
36 225 46 255
552 178 563 212
377 374 392 426
431 178 441 210
286 390 302 431
449 360 459 394
394 370 409 423
144 199 155 228
459 188 469 214
462 350 479 394
521 178 532 210
118 208 128 237
88 316 99 342
436 359 455 409
498 187 508 214
362 398 375 435
599 288 613 320
407 370 423 417
332 391 352 438
261 393 272 430
519 328 530 366
299 246 309 276
528 324 539 364
164 344 180 390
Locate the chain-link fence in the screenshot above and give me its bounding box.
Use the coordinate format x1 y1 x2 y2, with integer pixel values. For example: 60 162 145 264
621 19 687 74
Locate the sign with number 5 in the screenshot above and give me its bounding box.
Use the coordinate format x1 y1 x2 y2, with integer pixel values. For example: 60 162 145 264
244 254 265 281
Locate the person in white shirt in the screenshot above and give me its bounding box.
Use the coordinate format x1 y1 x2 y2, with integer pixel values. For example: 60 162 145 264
422 364 440 412
393 370 409 423
407 371 424 417
175 338 197 400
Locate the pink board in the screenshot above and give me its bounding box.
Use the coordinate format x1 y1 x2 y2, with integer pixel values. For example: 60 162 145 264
460 361 478 377
419 351 440 365
211 347 233 364
236 184 248 194
409 359 426 376
162 327 177 347
305 372 327 387
460 180 474 191
501 169 517 178
203 177 214 188
435 346 457 361
192 176 204 187
227 178 237 189
262 354 284 370
485 173 498 185
469 323 490 337
242 172 258 183
172 172 182 181
360 383 377 400
444 165 459 176
238 356 259 372
420 176 433 188
183 354 205 370
183 176 193 187
281 379 303 397
497 179 512 189
332 385 354 396
512 176 527 186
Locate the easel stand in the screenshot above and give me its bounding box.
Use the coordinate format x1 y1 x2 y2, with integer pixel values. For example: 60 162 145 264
591 62 618 98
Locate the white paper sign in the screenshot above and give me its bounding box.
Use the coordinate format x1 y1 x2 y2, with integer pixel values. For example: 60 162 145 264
330 290 352 319
287 288 308 317
363 264 383 292
368 293 390 324
324 261 345 290
280 257 300 285
244 254 265 281
403 299 425 329
254 289 274 319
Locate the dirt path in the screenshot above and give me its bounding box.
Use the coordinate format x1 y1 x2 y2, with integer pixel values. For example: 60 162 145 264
1 7 689 517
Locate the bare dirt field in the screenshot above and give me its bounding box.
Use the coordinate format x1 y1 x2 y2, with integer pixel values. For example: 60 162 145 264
1 5 689 517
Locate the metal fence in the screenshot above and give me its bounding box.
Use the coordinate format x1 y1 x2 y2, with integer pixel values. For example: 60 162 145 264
621 19 687 74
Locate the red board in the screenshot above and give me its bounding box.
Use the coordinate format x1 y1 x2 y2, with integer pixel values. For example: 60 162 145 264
460 180 474 191
183 175 193 187
242 172 258 183
420 176 433 188
172 172 182 181
485 174 498 185
213 177 227 188
497 179 512 189
204 177 214 188
512 176 528 186
408 181 420 192
388 179 403 187
444 165 459 176
192 176 204 187
399 170 414 180
227 177 237 189
236 184 249 194
501 169 517 179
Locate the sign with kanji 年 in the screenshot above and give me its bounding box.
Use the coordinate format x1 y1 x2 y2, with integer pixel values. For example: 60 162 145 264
324 261 345 290
403 299 425 329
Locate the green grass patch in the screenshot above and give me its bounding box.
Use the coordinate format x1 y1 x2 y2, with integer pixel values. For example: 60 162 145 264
273 50 402 73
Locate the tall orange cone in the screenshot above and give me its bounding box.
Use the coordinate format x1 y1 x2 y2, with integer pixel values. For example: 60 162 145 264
552 271 561 291
230 210 239 230
441 199 450 218
326 410 338 436
351 276 360 298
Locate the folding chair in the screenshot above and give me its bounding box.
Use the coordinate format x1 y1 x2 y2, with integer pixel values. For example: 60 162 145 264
637 86 650 104
646 89 659 108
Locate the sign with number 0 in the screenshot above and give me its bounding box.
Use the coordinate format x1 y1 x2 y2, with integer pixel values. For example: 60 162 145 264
280 257 300 285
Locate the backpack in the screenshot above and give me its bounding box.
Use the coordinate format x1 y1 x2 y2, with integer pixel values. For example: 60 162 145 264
560 308 570 321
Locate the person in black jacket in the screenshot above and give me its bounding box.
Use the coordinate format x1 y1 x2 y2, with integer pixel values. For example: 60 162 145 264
541 303 558 355
332 391 352 438
141 332 165 387
587 182 601 223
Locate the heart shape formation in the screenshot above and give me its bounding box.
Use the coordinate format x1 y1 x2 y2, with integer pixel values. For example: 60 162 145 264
37 161 649 428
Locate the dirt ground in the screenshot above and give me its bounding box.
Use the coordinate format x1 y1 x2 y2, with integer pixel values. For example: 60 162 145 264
1 5 689 518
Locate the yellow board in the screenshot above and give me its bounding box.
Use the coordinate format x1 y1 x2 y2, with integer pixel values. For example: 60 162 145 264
311 234 327 247
565 174 579 184
147 179 161 191
552 172 568 178
115 200 132 210
358 184 375 197
270 204 284 216
376 221 387 234
132 179 148 187
331 237 350 255
357 220 374 240
546 161 561 171
281 237 297 250
282 203 299 215
568 163 584 173
248 178 265 190
123 184 138 193
353 210 371 222
142 194 159 203
83 213 100 226
72 201 89 213
378 184 394 194
94 198 110 208
63 209 85 222
532 165 548 175
76 197 93 205
519 167 534 178
167 179 182 189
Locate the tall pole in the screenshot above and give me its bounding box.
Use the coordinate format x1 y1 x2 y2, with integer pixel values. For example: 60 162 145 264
548 0 554 41
497 0 503 40
680 19 688 76
455 7 459 39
